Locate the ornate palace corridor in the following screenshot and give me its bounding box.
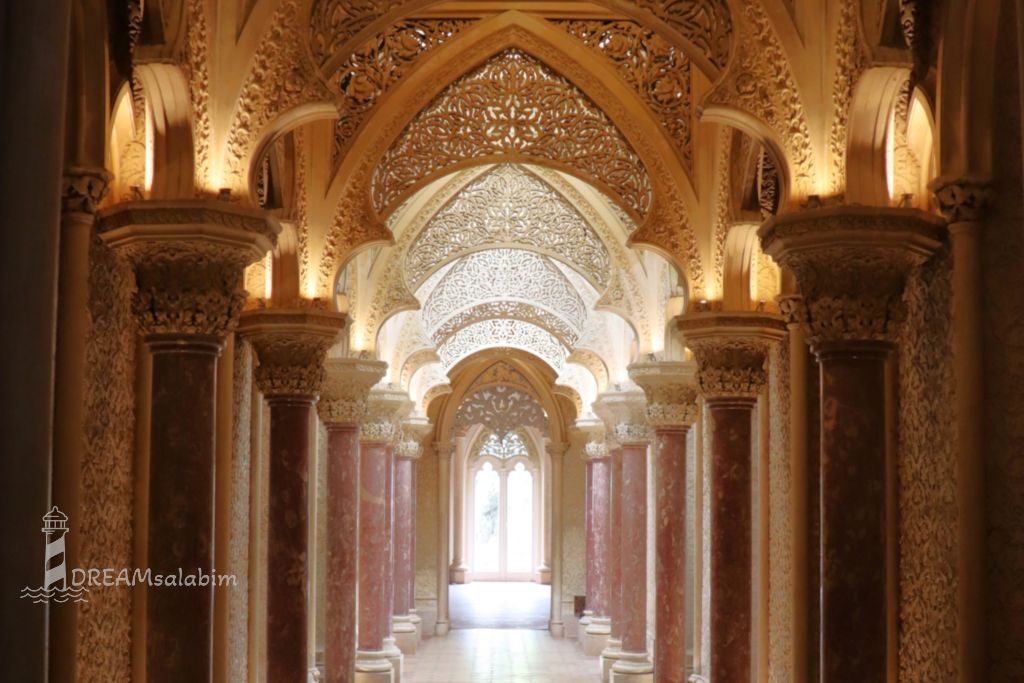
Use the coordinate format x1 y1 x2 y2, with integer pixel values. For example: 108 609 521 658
2 1 1022 683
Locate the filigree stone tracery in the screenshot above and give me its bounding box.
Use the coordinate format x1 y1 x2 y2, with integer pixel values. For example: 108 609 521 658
438 319 567 371
456 385 549 438
431 301 578 348
406 164 611 289
372 49 652 217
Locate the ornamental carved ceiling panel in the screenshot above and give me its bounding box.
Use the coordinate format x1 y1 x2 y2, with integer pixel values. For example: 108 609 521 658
405 164 611 289
455 384 549 437
438 319 567 371
431 301 579 349
632 0 732 71
465 360 538 399
421 249 588 334
556 21 693 170
371 49 653 217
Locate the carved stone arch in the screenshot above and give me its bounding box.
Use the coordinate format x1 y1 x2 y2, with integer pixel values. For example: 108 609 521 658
846 66 912 206
109 83 146 203
307 0 732 83
566 348 610 394
400 348 442 389
722 222 759 311
245 102 338 203
271 221 302 306
135 0 188 60
319 10 701 295
133 62 195 199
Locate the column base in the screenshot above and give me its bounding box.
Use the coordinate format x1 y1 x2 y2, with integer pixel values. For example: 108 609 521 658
383 638 404 683
355 649 394 683
601 639 623 683
409 610 423 642
583 616 611 656
449 563 469 584
610 650 653 682
536 564 552 585
309 666 322 682
434 619 450 636
549 619 565 638
578 611 593 645
393 617 418 654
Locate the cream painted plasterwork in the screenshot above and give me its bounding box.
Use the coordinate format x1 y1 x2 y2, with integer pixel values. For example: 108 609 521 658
405 164 611 290
431 301 579 349
371 49 653 217
438 319 567 372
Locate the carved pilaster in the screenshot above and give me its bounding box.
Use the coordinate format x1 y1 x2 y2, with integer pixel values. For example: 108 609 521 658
238 307 345 399
99 201 279 341
628 361 700 428
318 358 387 426
677 313 786 399
759 206 944 349
62 166 111 214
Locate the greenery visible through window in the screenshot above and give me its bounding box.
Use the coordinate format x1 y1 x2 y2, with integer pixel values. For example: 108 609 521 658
478 431 529 460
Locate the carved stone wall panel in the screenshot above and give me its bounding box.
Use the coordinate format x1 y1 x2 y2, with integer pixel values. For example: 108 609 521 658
228 338 254 680
767 339 792 683
185 0 212 185
898 246 957 683
556 20 693 170
372 49 653 217
406 164 611 289
78 234 137 682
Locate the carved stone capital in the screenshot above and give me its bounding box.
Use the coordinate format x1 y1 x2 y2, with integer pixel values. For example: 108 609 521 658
583 440 609 461
931 177 994 224
677 312 786 399
361 386 412 444
318 358 387 425
776 295 806 328
396 439 423 460
545 441 571 458
628 361 699 429
433 440 456 460
593 389 651 446
238 308 345 399
99 200 279 340
62 166 112 214
759 206 944 348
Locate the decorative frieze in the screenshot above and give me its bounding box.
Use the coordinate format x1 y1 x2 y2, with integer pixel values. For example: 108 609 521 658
759 206 944 349
238 307 346 398
677 312 786 399
98 201 279 340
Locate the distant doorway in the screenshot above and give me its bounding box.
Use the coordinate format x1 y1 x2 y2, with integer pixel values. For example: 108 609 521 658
449 582 551 629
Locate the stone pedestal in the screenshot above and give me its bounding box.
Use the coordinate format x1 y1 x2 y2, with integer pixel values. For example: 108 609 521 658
319 359 388 683
678 313 786 683
629 362 700 683
760 206 942 683
98 201 277 683
239 307 346 683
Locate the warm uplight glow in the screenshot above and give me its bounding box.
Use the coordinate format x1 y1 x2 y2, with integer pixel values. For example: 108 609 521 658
263 253 273 300
302 272 318 299
143 100 154 194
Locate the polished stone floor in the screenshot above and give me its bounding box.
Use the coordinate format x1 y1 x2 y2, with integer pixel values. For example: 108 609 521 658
403 629 601 683
450 582 551 629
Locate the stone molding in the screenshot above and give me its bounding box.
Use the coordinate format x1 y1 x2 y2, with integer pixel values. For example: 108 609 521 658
628 360 699 428
759 206 944 348
238 307 346 398
62 166 112 214
677 312 786 399
99 200 279 339
318 358 387 425
930 177 994 223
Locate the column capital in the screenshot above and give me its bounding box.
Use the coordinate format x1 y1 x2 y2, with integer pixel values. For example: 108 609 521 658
396 416 432 459
545 440 571 458
238 306 346 399
760 205 943 349
576 417 610 461
677 312 785 400
628 360 699 429
361 386 411 444
62 166 111 215
99 200 279 341
930 176 994 223
432 440 456 460
776 294 806 329
318 357 388 426
594 389 651 446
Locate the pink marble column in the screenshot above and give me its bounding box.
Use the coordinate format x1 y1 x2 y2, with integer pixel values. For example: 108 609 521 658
98 201 277 683
761 207 943 683
601 446 625 680
240 308 345 683
614 436 653 680
356 436 393 679
319 359 386 683
630 361 699 683
583 442 613 656
678 313 786 683
585 456 596 612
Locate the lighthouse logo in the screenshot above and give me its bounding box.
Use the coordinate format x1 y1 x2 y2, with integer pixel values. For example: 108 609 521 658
20 507 89 603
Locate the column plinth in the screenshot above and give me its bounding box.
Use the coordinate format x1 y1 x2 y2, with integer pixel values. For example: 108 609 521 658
319 359 388 683
678 313 786 683
239 307 346 683
629 361 700 683
98 201 278 683
760 206 943 683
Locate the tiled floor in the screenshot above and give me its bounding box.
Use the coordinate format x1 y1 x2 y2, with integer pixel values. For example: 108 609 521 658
450 582 551 629
403 629 602 683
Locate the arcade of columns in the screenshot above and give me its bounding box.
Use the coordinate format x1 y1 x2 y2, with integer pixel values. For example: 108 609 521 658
3 1 1023 683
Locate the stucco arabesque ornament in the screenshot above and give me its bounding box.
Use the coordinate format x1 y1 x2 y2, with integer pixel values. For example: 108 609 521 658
677 312 786 399
319 357 388 425
628 360 699 428
98 201 280 340
237 308 346 398
759 205 945 349
455 385 549 438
